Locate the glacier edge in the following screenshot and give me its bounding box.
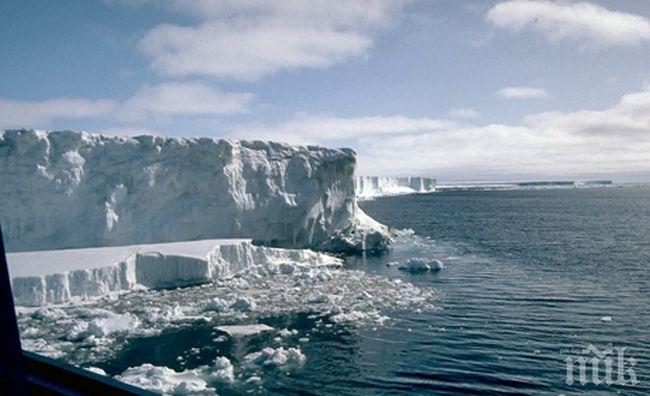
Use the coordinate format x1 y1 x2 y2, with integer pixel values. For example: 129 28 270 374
0 129 391 254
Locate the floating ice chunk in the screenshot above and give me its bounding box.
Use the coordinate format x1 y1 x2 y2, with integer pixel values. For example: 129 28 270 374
21 327 40 337
216 324 274 336
331 311 367 324
32 308 68 320
244 347 306 368
116 364 213 395
203 297 229 312
208 357 234 383
67 312 139 340
147 305 186 323
278 328 299 338
600 316 612 322
230 297 256 312
87 313 140 338
397 258 444 273
86 367 107 376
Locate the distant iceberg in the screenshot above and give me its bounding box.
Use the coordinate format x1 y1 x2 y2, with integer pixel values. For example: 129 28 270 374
356 176 436 199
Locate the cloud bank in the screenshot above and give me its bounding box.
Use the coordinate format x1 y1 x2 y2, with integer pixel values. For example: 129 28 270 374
0 82 253 128
227 86 650 178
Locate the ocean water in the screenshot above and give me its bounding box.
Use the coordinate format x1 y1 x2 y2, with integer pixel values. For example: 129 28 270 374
97 185 649 395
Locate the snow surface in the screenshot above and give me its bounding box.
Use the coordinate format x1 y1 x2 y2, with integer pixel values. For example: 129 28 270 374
7 239 247 277
0 129 389 254
8 239 342 306
356 176 436 200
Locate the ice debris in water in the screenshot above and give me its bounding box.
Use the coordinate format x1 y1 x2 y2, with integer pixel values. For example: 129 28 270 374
216 324 274 336
116 356 235 394
397 258 444 273
17 262 438 366
67 312 140 340
86 367 107 376
278 328 299 338
244 347 306 368
230 296 256 312
16 233 441 391
116 364 214 395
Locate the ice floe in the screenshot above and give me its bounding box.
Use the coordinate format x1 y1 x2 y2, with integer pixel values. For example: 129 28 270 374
244 346 306 368
8 239 343 306
216 324 274 336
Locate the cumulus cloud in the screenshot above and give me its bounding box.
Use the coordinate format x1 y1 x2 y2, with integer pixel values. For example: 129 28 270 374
138 0 408 80
0 82 253 128
525 88 650 136
487 1 650 48
497 86 549 99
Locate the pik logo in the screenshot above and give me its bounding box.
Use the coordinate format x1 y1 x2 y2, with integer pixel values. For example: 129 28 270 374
564 344 639 386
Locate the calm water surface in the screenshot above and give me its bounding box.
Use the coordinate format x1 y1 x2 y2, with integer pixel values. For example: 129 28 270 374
105 186 650 395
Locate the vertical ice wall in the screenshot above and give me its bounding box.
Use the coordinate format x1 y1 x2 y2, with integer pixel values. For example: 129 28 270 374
0 130 390 254
356 176 436 199
9 240 343 306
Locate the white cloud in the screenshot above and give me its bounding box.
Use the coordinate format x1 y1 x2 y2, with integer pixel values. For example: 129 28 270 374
487 1 650 48
497 86 549 99
0 82 253 128
227 115 457 144
119 81 254 122
0 98 117 128
449 107 481 119
525 87 650 136
138 0 408 80
225 87 650 178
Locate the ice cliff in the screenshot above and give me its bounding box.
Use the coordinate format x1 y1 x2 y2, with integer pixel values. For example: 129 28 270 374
356 176 436 199
0 129 390 254
8 239 342 306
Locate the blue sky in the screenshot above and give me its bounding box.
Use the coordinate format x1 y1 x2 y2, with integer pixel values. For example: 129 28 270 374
2 0 650 181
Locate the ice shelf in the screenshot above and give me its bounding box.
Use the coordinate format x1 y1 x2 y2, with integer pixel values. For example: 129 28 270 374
8 239 342 307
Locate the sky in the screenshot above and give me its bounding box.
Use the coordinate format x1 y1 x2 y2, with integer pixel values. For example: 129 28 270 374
1 0 650 182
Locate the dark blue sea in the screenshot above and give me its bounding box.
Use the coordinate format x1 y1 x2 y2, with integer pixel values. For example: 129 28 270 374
103 185 650 395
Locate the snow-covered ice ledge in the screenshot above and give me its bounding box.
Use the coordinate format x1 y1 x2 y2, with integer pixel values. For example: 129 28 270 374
8 239 342 307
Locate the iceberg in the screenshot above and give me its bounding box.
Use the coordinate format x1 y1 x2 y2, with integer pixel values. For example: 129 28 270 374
356 176 436 199
0 129 390 254
7 239 343 307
